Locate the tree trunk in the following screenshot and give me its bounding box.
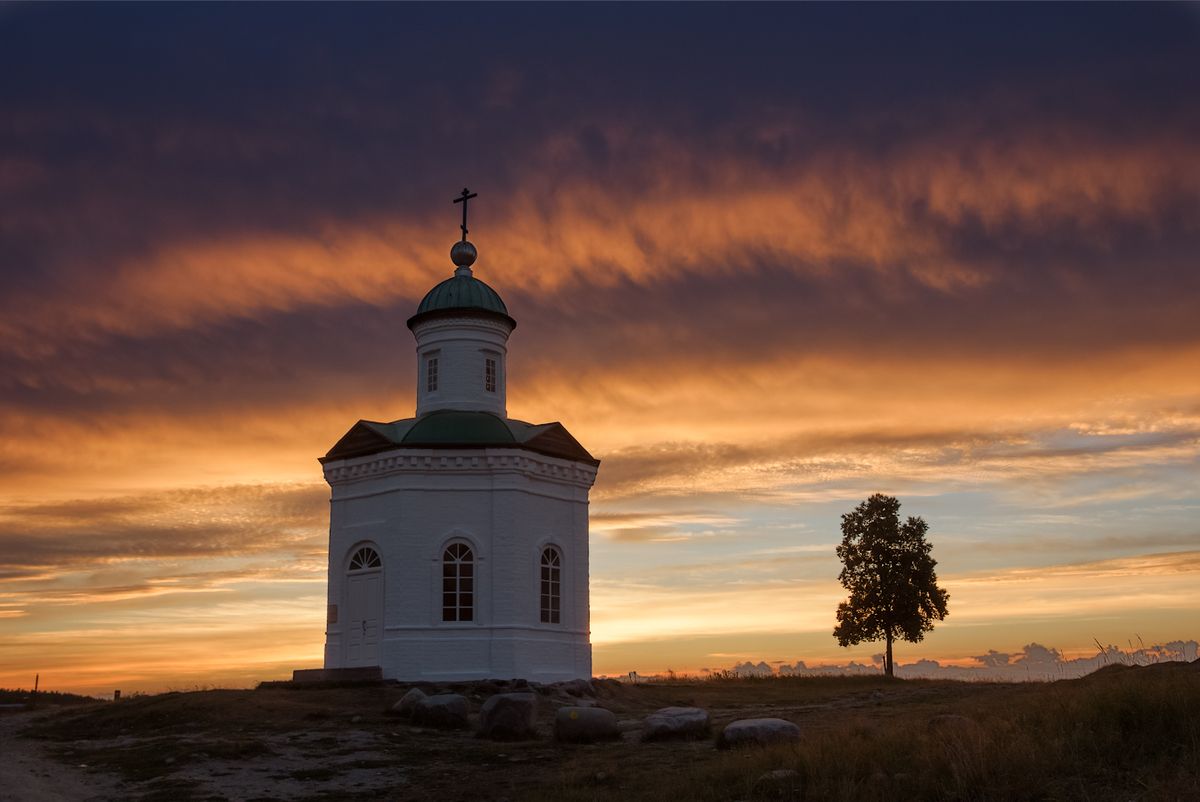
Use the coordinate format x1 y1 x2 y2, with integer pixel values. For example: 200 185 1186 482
885 633 894 678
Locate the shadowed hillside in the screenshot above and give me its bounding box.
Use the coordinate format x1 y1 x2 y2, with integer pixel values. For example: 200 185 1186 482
11 662 1199 801
0 688 96 707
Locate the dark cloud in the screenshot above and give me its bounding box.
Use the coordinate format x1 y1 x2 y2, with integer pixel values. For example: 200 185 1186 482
0 4 1197 434
1 3 1196 315
0 299 414 420
592 424 1200 501
3 221 1199 433
972 650 1012 668
0 484 327 574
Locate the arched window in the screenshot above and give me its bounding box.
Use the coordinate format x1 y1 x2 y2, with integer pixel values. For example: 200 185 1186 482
540 546 561 624
442 543 474 622
348 546 381 571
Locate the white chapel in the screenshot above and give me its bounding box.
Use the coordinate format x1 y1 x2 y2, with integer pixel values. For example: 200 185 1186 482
318 190 599 682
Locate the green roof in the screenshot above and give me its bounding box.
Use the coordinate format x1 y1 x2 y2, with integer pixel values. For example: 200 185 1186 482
322 410 598 466
407 274 514 329
402 410 517 445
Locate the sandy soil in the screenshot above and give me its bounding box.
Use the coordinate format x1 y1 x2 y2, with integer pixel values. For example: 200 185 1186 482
2 710 410 802
0 711 125 802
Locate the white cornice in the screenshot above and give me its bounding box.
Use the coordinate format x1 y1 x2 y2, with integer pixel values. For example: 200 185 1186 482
412 315 513 337
323 446 599 489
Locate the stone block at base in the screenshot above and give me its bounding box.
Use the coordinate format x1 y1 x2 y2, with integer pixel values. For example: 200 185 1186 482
292 666 383 683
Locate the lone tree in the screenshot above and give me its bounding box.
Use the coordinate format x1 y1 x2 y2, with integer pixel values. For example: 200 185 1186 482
833 494 949 677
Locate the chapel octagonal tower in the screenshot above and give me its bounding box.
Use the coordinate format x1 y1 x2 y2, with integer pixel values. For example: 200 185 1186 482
319 193 598 682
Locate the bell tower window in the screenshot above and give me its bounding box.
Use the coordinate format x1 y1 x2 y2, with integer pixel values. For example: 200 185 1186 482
485 357 497 393
426 356 439 392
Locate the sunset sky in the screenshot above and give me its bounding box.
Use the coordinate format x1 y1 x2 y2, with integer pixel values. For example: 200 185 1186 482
2 4 1198 695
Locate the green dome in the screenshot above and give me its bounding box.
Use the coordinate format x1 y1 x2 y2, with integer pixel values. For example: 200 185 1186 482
407 271 515 329
417 274 508 315
400 410 517 445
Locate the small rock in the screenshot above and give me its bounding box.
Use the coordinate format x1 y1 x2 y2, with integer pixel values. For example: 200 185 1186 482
554 706 620 743
478 692 538 740
391 687 427 717
754 769 801 799
616 718 643 733
411 693 470 729
642 706 710 741
717 718 802 749
350 715 362 724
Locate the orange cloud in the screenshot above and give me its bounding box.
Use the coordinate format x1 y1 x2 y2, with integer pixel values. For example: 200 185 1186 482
2 125 1195 354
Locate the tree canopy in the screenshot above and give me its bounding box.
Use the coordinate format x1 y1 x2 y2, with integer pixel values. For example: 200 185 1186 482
833 493 949 677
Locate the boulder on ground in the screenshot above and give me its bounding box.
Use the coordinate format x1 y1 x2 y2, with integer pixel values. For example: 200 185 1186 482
411 693 470 729
558 678 596 698
478 692 538 740
642 706 710 741
717 718 802 749
554 706 620 743
391 687 427 717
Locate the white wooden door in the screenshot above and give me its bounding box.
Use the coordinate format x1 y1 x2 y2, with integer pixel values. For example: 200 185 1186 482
344 571 382 666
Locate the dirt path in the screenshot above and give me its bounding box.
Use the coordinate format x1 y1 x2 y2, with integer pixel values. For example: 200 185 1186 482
0 711 124 802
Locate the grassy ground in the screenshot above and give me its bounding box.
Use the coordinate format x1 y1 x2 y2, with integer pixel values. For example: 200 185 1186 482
17 661 1199 801
0 687 97 706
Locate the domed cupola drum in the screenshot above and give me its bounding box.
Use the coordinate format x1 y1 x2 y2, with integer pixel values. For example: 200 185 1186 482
407 188 515 418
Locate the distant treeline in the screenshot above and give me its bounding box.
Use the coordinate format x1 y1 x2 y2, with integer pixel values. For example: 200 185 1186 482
0 687 97 706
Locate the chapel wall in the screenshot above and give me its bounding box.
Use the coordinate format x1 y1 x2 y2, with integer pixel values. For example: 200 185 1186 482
323 449 593 680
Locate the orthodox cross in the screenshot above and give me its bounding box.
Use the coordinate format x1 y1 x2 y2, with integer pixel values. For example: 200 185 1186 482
453 187 478 242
